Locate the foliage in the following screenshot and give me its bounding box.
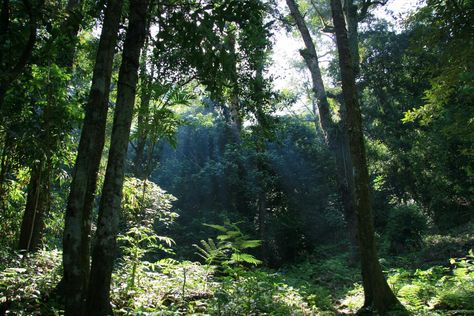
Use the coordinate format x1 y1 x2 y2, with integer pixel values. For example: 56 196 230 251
0 249 62 315
360 16 473 230
156 111 341 265
193 222 262 272
0 168 29 247
1 246 473 315
384 204 427 254
121 177 178 229
117 226 175 291
386 250 474 313
118 178 178 291
208 269 329 315
0 0 473 314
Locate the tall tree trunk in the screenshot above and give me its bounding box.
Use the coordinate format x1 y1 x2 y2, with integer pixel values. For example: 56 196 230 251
86 0 149 314
0 133 11 214
330 0 404 313
18 161 51 251
62 0 123 314
133 41 152 179
343 0 359 76
227 30 242 142
285 0 358 259
255 142 269 264
18 0 83 253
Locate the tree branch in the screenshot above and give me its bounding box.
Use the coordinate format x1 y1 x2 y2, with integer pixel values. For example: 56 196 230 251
358 0 387 22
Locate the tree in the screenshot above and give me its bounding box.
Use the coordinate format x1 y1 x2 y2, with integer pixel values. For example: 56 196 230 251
62 0 124 314
86 0 149 313
285 0 358 260
330 0 404 313
358 3 473 230
18 0 84 252
0 0 42 110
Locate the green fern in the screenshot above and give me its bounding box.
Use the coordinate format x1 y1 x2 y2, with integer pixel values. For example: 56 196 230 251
193 238 226 265
194 222 263 271
230 253 262 266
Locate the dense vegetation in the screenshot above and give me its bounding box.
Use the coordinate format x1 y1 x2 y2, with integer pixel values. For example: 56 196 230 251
0 0 472 315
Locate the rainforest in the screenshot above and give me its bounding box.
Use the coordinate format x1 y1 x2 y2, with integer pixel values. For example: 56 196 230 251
0 0 473 315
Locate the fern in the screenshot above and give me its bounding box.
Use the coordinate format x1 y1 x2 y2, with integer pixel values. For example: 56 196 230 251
230 253 262 266
194 222 262 272
193 238 226 265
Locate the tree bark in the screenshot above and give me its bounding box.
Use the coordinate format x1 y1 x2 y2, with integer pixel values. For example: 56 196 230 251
226 30 242 142
285 0 359 260
62 0 123 315
132 41 152 179
86 0 149 314
18 161 50 251
343 0 359 76
0 133 11 214
330 0 404 313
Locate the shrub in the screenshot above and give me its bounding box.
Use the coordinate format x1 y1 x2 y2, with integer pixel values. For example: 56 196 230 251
385 204 427 254
0 249 62 314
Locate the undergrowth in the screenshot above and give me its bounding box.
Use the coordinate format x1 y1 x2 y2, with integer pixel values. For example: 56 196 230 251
0 238 473 315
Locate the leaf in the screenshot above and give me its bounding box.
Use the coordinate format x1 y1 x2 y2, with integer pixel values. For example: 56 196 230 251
203 223 228 232
239 240 262 249
230 253 262 266
157 235 175 247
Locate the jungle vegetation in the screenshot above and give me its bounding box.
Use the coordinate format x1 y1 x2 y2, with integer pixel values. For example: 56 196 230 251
0 0 473 315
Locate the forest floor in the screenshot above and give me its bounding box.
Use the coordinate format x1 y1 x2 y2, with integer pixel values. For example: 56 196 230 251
1 222 473 315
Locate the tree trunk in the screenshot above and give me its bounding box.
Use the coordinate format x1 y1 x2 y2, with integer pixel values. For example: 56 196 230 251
18 0 83 253
18 161 50 251
330 0 405 313
0 133 11 214
226 30 242 142
62 0 123 314
132 42 152 179
86 0 149 314
343 0 359 76
285 0 359 260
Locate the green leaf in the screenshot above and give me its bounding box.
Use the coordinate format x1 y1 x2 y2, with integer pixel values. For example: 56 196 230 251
230 253 262 266
203 223 228 232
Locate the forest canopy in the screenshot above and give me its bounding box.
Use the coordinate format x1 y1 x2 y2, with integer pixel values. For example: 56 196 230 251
0 0 473 315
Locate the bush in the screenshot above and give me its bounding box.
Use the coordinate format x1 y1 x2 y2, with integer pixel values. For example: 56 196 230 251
207 269 329 315
0 249 62 314
384 250 474 313
385 205 427 254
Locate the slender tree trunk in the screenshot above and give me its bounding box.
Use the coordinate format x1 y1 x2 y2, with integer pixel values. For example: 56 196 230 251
133 43 152 179
62 0 123 314
227 30 242 142
86 0 149 314
255 141 269 264
18 0 83 253
0 133 11 213
285 0 359 259
330 0 404 313
18 161 51 251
